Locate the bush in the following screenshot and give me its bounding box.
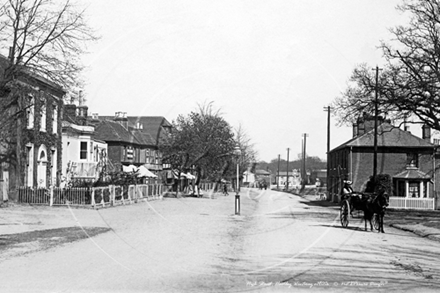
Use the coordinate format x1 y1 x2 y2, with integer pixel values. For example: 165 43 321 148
115 186 122 200
94 189 102 203
103 188 110 202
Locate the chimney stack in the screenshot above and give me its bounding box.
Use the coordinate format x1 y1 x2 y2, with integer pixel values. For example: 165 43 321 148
422 124 431 142
64 104 77 122
352 123 358 138
114 111 128 129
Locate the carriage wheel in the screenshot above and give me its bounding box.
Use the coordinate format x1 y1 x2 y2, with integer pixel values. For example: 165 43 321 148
372 213 380 231
340 200 350 227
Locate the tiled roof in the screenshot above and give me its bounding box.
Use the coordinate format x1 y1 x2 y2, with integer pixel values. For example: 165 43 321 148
94 120 141 144
255 169 271 175
394 167 431 179
331 123 434 152
276 171 300 176
129 128 156 146
95 115 172 145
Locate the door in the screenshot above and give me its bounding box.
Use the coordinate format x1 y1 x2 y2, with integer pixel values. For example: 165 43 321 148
37 146 48 187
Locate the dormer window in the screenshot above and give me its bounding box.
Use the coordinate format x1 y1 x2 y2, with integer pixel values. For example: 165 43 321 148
406 153 418 167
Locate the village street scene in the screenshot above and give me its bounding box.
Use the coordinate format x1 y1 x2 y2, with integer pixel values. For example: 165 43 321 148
1 0 440 292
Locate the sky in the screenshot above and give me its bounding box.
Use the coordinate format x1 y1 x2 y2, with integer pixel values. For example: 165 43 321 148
79 0 410 163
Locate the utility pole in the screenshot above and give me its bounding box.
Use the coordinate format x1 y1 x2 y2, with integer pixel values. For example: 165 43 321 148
277 154 280 190
302 133 309 185
286 148 290 191
373 66 381 188
323 106 332 196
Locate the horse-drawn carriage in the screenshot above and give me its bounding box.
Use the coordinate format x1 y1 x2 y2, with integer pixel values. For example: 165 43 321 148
339 191 388 232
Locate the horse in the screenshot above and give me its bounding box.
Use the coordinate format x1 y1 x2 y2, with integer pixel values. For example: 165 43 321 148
363 192 389 233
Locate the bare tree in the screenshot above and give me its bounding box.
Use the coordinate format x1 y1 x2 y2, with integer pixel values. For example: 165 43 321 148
0 0 97 90
0 0 97 189
333 0 440 130
235 123 257 172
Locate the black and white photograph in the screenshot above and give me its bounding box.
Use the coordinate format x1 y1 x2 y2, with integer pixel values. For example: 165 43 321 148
1 0 440 292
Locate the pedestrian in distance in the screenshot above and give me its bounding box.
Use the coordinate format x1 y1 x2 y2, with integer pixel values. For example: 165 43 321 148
223 182 228 196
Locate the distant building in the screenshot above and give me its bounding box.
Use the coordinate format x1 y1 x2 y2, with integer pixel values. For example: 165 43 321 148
91 113 172 177
275 169 301 189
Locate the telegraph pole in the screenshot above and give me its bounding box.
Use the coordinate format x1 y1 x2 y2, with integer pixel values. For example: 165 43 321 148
302 133 309 185
286 148 290 190
323 106 332 195
373 66 381 186
277 154 280 190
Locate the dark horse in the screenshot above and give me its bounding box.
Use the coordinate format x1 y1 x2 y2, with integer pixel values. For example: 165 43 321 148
363 192 389 233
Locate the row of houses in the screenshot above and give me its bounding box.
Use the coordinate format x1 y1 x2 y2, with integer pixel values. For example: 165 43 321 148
0 56 172 202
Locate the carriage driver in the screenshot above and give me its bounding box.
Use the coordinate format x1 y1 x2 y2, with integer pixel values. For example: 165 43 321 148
341 180 354 200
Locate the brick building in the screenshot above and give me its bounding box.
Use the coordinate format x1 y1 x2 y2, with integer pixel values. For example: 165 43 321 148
91 113 172 176
328 114 437 202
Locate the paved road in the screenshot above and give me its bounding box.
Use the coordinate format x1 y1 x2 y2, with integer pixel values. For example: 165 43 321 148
1 188 440 292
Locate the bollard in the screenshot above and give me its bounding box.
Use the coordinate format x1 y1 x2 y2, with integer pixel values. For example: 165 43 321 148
235 194 240 215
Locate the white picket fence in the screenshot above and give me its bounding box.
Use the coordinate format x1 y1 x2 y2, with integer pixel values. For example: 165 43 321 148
18 184 164 208
388 197 436 210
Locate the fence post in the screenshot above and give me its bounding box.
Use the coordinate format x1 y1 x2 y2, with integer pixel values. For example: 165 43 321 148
110 185 115 206
91 188 96 207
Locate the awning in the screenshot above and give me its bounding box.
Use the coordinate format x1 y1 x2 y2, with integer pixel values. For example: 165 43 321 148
137 165 157 178
123 164 157 178
181 173 196 180
123 164 137 172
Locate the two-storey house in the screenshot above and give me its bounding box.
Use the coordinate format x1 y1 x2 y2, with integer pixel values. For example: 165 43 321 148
61 99 107 183
328 113 437 203
0 55 64 201
92 113 172 176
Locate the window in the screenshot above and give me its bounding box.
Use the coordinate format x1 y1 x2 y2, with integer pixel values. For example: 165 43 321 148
80 142 87 160
127 146 133 160
40 98 46 132
27 95 34 129
52 104 58 133
94 146 99 162
146 149 150 163
406 153 418 167
409 181 419 197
